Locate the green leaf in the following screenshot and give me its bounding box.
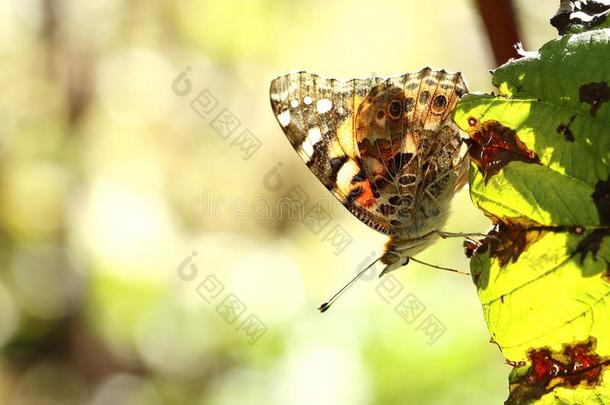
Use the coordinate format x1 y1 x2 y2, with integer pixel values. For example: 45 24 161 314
454 28 610 404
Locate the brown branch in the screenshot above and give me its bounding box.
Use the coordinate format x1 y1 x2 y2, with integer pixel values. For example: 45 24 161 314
474 0 522 65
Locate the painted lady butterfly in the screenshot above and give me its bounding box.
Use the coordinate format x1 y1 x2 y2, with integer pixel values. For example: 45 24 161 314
270 68 470 308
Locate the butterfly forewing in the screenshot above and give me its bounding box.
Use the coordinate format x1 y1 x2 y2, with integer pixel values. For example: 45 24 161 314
270 72 392 233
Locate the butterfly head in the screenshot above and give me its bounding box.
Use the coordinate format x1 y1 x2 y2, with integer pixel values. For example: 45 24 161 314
379 231 442 276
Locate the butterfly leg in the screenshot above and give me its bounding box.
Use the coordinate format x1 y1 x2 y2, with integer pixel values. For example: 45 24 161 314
422 167 454 211
425 167 452 189
424 189 440 208
436 231 489 239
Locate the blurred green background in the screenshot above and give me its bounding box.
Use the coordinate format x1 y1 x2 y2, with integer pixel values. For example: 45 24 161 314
0 1 558 404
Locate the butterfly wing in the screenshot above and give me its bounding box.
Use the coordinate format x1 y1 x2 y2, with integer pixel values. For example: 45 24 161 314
269 69 467 236
270 72 393 233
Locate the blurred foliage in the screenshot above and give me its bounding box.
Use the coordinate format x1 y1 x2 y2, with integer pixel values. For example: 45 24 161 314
0 1 561 404
455 20 610 405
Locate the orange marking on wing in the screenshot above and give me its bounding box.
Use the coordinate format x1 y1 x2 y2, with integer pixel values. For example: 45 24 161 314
353 180 376 208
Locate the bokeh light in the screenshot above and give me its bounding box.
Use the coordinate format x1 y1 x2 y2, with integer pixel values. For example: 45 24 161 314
0 1 560 403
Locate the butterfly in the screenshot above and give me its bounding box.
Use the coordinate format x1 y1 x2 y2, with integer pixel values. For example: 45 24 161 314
269 68 470 308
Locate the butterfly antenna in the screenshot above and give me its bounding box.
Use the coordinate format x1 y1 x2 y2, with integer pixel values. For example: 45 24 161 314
408 256 469 276
318 257 381 313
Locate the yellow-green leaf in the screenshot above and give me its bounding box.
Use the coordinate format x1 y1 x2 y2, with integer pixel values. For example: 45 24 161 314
455 27 610 404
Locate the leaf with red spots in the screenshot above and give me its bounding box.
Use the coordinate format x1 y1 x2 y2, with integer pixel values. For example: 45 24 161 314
453 26 610 404
465 120 540 182
508 338 610 403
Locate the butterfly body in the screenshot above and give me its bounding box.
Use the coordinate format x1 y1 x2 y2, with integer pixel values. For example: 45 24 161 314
270 68 468 275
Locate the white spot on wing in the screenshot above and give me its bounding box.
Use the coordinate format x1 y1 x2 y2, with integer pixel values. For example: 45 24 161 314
303 96 313 105
277 110 290 127
403 134 416 154
301 139 314 158
307 127 322 145
290 99 299 108
336 159 359 195
316 99 332 113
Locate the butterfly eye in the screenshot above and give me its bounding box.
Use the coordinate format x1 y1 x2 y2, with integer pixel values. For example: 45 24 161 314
388 100 402 119
431 95 447 113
